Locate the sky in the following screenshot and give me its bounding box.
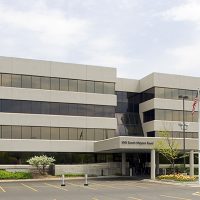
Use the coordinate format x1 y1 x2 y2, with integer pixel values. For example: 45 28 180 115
0 0 200 79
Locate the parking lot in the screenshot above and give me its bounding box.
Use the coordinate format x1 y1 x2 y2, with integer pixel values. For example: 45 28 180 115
0 178 200 200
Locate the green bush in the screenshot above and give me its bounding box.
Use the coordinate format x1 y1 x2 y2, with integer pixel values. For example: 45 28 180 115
64 173 84 177
0 170 32 179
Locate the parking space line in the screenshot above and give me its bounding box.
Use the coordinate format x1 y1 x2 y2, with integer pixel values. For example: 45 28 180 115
115 183 147 189
160 194 191 200
193 192 200 196
128 197 143 200
44 183 68 191
67 182 97 190
21 183 38 192
0 186 6 192
91 182 121 190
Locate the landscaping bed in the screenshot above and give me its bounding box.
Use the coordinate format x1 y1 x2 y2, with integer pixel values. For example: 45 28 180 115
157 174 197 182
0 170 32 179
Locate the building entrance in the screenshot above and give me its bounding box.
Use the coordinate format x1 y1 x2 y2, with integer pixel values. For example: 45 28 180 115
127 153 150 176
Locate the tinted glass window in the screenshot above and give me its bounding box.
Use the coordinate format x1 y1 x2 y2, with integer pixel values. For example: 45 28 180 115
60 128 68 140
22 126 31 139
95 105 104 117
51 128 60 140
32 76 41 89
87 129 95 140
12 126 21 139
68 104 77 115
31 102 41 114
31 127 41 139
12 74 21 87
87 81 95 93
41 102 50 114
95 129 104 140
22 75 32 88
2 74 11 87
60 103 68 115
41 127 50 139
171 88 179 99
60 78 68 91
2 126 11 139
104 83 114 94
78 129 86 140
50 103 60 115
155 87 164 98
69 128 78 140
41 77 50 90
51 78 60 90
95 82 103 93
0 74 1 86
87 105 95 116
22 101 32 113
164 88 172 99
69 79 78 92
78 80 86 92
104 106 115 117
77 104 86 116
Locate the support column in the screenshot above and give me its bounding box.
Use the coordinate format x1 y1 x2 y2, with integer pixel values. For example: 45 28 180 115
155 152 159 176
190 150 194 176
122 152 126 176
151 149 155 180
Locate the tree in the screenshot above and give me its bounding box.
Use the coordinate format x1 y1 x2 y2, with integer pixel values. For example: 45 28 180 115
154 131 180 174
27 155 55 175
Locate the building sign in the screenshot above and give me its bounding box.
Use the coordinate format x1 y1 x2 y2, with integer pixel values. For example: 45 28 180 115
121 141 154 145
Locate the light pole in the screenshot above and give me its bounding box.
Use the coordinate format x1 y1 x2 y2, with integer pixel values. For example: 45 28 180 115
178 95 188 172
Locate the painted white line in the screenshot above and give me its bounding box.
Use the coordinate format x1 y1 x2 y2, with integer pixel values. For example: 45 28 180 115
21 183 38 192
68 182 97 190
44 183 68 191
91 182 121 189
128 197 143 200
192 192 200 196
160 194 191 200
0 186 6 192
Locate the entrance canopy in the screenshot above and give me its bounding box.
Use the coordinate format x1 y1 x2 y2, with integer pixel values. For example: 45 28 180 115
94 136 198 153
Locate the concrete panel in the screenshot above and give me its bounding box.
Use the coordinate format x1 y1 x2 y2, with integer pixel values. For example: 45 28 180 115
0 56 13 73
0 113 117 129
116 78 140 92
0 139 94 152
0 87 117 106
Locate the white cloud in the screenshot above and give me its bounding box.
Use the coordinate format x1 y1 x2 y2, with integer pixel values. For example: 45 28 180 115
162 0 200 25
0 2 89 47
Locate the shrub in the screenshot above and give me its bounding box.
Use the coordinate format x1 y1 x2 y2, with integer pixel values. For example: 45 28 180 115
27 155 55 175
64 173 85 177
0 170 32 179
157 174 197 182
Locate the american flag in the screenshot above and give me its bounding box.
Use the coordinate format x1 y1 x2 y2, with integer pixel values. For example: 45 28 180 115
192 91 198 115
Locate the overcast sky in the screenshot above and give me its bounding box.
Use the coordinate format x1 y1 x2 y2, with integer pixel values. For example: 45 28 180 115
0 0 200 79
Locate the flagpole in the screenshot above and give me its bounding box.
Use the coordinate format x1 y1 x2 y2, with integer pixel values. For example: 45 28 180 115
198 88 200 184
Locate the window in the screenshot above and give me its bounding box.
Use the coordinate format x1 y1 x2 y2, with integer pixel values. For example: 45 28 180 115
60 78 68 91
12 126 21 139
95 82 103 93
171 88 179 99
78 129 86 140
155 87 164 98
69 79 78 92
22 101 32 113
78 80 86 92
87 129 95 140
2 126 12 139
22 75 32 88
68 104 77 116
95 105 104 117
51 128 60 140
51 78 60 90
22 126 31 139
86 81 95 93
104 106 115 117
60 128 68 140
106 130 115 138
12 74 21 87
41 77 50 90
143 109 155 122
31 127 41 139
164 88 172 99
31 101 41 114
104 83 114 94
95 129 104 140
87 105 95 116
32 76 41 89
50 102 60 115
60 103 68 115
41 102 50 114
77 104 86 116
165 110 172 121
69 128 78 140
41 127 50 139
2 74 11 87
